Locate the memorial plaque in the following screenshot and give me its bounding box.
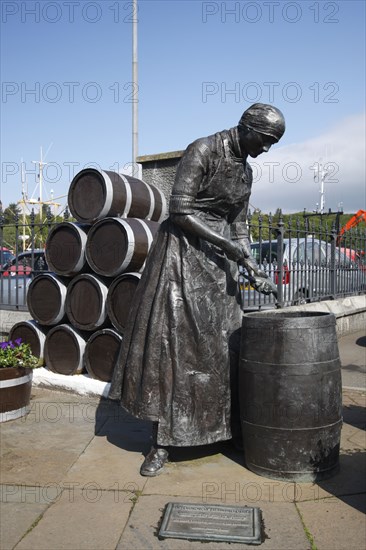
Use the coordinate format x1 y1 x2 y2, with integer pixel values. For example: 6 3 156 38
159 502 262 544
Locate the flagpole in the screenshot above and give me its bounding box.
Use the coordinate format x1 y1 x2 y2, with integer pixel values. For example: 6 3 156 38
132 0 138 164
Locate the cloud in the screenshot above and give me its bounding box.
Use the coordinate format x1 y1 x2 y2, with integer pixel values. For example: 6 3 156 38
249 112 366 214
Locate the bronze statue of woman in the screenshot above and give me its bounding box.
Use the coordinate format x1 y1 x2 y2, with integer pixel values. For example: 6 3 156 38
109 102 286 476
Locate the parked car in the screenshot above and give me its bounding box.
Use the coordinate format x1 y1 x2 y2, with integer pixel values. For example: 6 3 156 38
339 247 366 272
1 249 48 277
0 247 14 268
241 238 366 307
0 249 49 307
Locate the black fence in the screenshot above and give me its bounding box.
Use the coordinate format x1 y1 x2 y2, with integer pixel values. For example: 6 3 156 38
1 210 365 311
0 209 71 310
241 213 366 310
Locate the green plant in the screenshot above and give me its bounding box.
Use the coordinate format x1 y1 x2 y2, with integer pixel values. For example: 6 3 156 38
0 338 39 368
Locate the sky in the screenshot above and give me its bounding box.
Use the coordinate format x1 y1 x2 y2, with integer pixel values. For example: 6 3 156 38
1 0 365 214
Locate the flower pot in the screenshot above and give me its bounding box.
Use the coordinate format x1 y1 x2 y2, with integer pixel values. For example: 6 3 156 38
0 367 33 422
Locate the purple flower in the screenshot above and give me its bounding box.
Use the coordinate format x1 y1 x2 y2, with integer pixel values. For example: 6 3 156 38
14 338 22 346
0 341 8 349
9 341 14 349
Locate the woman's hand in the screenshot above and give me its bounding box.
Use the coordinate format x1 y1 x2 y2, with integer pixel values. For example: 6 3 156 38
246 273 278 296
224 240 248 262
225 240 267 279
171 215 267 281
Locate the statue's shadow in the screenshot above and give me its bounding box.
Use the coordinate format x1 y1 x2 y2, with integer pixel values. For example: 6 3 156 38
167 441 240 463
94 397 152 454
94 398 365 516
94 396 244 464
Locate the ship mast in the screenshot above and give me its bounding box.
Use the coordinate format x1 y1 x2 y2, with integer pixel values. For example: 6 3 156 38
17 146 62 249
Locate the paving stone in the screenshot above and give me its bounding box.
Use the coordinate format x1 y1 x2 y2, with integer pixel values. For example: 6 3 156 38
62 434 148 492
294 448 366 502
344 427 366 449
0 395 97 486
339 331 366 389
339 332 366 366
342 402 366 428
116 494 309 549
0 374 364 550
0 501 47 550
341 422 366 450
297 494 366 550
342 393 356 406
1 484 61 505
60 400 151 491
143 447 296 503
94 401 153 455
15 489 132 550
343 390 366 407
341 365 366 390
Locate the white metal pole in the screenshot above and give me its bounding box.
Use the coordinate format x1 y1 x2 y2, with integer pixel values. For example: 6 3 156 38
318 163 323 214
39 146 43 217
132 0 138 164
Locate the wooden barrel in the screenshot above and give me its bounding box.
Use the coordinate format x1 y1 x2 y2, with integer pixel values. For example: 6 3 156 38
0 367 33 422
240 311 342 482
27 274 69 325
84 328 122 382
8 320 48 365
106 272 141 333
66 274 110 331
45 222 91 276
86 218 160 277
45 324 87 375
68 168 167 223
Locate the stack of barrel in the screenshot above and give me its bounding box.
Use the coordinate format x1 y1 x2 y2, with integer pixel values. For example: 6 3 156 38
9 169 166 383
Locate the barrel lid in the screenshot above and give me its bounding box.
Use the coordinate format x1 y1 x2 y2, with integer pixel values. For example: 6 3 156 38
69 169 106 222
46 222 89 276
86 218 129 277
243 310 336 328
8 320 46 358
66 274 110 331
27 274 67 325
85 328 122 382
107 272 141 333
45 324 86 375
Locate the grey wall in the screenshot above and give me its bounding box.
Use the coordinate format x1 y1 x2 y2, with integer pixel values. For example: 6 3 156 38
137 151 184 207
256 295 366 338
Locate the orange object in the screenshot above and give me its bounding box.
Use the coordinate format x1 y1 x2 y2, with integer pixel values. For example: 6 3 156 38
337 210 366 243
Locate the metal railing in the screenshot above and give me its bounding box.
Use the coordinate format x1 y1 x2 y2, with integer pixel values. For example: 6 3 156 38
1 210 365 311
0 208 71 310
241 213 366 310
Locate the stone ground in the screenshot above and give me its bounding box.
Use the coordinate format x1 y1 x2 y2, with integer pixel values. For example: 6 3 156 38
0 331 365 550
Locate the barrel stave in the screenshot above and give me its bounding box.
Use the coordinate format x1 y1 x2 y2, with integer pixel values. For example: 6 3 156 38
0 367 33 422
68 168 166 223
86 217 159 277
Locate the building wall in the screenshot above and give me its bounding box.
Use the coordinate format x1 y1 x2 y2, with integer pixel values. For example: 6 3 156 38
137 151 184 210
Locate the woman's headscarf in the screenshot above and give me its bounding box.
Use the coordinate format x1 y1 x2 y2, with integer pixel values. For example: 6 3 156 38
238 103 285 140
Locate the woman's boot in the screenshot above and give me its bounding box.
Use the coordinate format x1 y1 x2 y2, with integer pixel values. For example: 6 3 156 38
140 422 169 477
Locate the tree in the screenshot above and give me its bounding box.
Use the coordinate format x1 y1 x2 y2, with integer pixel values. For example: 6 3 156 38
3 203 22 224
